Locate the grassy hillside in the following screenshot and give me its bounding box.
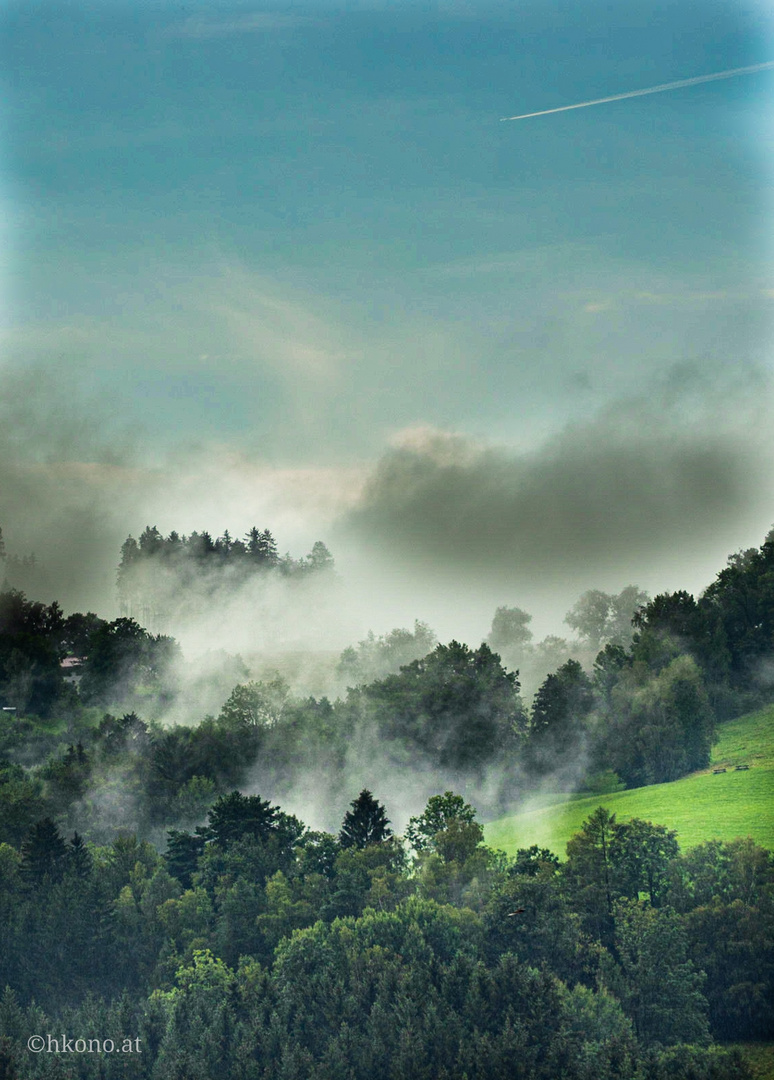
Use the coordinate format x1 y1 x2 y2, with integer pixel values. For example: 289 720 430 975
485 704 774 858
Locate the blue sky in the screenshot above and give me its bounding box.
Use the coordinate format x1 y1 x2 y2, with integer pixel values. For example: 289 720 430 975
1 0 773 629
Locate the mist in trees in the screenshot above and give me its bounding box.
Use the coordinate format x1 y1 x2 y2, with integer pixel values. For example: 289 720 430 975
0 784 769 1079
1 520 774 1077
4 522 774 847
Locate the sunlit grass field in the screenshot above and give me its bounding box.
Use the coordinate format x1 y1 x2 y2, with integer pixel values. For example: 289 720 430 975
485 704 774 858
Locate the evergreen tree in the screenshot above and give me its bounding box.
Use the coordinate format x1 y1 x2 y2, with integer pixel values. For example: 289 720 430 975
165 829 207 889
526 659 594 774
20 818 67 884
205 791 279 849
339 790 392 849
138 525 164 556
67 832 93 879
606 899 710 1046
563 806 617 946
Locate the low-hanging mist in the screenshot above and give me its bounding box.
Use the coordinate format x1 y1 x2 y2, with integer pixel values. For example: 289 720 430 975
1 359 772 652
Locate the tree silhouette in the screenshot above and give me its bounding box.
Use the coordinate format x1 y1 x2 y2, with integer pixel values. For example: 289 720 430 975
21 818 67 884
205 791 278 849
339 790 392 849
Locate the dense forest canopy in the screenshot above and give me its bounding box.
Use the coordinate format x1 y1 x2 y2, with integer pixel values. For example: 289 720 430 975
0 785 771 1078
1 522 773 828
0 522 773 1077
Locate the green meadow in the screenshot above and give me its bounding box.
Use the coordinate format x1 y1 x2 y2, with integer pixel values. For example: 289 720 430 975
485 704 774 857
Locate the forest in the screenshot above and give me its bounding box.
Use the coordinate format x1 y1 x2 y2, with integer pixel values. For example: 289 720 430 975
0 523 773 1078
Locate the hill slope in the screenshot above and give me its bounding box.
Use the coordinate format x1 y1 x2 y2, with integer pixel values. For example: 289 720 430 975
485 704 774 857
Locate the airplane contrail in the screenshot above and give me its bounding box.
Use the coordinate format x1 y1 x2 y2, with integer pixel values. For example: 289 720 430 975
500 60 774 121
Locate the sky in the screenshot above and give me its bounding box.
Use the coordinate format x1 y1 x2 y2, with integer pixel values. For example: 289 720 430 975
1 0 773 643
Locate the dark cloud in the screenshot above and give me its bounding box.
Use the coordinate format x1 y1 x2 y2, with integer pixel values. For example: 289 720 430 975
0 361 146 611
342 367 773 590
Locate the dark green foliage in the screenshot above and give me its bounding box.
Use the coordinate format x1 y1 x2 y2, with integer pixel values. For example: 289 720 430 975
699 532 774 680
632 590 703 670
604 899 710 1046
20 818 67 884
683 899 774 1040
484 867 602 987
219 676 288 729
0 525 773 1079
0 782 766 1080
361 640 526 772
339 789 392 849
598 655 715 786
40 742 90 815
593 642 631 700
644 1044 753 1080
0 590 65 717
253 900 641 1080
96 710 151 759
165 829 207 889
0 761 46 846
405 790 479 852
608 818 679 907
510 844 561 876
668 838 774 912
563 806 618 946
564 810 681 942
663 839 774 1039
203 790 280 849
629 529 774 712
67 831 93 879
526 658 594 774
61 610 104 657
245 525 279 566
79 617 180 710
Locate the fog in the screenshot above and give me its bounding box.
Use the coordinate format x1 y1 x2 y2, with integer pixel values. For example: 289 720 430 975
4 352 773 839
2 355 772 654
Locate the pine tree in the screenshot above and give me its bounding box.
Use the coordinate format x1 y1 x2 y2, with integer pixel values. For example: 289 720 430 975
204 791 278 849
20 818 67 884
67 832 93 879
165 829 206 889
339 790 392 849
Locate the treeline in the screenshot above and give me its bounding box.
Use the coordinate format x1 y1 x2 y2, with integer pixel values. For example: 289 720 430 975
487 526 774 789
3 527 774 842
0 789 771 1078
0 588 180 722
0 639 525 843
117 525 335 618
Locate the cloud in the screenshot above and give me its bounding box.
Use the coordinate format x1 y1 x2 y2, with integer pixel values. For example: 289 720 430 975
0 352 365 614
340 365 774 593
